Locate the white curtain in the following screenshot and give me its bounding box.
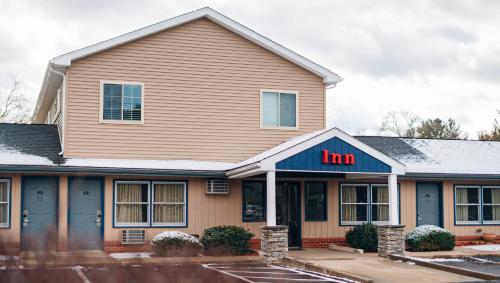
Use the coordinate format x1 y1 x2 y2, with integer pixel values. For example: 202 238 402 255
342 186 357 221
154 184 185 223
491 188 500 221
116 184 144 223
376 187 389 221
456 188 469 221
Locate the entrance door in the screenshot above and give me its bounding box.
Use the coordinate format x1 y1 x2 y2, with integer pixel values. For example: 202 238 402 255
69 178 103 250
417 183 441 227
22 177 58 250
276 182 301 248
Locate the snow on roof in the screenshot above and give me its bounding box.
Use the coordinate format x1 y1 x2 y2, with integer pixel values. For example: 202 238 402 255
63 158 235 171
0 144 54 166
401 138 500 175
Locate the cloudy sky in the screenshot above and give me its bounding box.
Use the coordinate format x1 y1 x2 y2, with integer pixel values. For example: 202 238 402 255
1 0 499 137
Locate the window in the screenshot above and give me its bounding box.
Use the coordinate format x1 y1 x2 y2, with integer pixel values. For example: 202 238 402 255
101 82 143 122
371 185 389 223
483 187 500 224
0 180 10 228
305 182 327 221
341 184 368 224
114 181 149 227
261 90 297 128
455 186 480 224
242 181 266 222
152 182 187 227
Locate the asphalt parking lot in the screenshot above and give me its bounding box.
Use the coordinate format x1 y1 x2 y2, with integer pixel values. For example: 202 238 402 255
0 262 355 283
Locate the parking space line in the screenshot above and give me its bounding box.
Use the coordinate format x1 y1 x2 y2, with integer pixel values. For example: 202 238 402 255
202 264 254 283
71 266 91 283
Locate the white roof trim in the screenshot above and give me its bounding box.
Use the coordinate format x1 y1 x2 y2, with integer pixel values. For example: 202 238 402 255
51 7 342 85
227 127 406 177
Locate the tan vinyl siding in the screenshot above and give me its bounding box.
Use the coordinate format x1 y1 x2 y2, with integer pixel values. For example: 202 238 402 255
65 18 325 162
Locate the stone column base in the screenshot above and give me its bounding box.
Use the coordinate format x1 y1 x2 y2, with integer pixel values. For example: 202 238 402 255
261 225 288 264
377 225 405 257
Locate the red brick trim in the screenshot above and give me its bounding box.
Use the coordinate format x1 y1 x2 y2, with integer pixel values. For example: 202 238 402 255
455 235 500 246
301 237 347 248
0 242 20 255
249 238 261 250
103 241 152 253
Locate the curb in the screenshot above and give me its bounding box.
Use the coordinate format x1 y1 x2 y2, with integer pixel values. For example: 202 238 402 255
280 257 373 283
389 254 499 281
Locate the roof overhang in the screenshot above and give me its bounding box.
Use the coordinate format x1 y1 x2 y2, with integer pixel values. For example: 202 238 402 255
31 7 342 123
226 128 406 178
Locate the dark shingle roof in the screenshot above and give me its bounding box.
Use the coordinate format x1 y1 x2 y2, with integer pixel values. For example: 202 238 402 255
0 124 61 163
355 136 427 161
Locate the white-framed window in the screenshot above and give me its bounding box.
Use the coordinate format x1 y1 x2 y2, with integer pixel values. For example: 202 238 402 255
0 179 10 228
100 81 144 123
482 186 500 224
371 184 389 224
114 181 150 227
455 186 481 224
260 90 298 129
152 182 187 227
341 184 369 225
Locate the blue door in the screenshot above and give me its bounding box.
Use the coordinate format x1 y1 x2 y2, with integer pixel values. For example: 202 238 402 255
22 177 58 250
69 178 103 250
417 183 441 227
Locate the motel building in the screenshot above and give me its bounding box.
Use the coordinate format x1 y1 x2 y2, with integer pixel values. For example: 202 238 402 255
0 8 498 256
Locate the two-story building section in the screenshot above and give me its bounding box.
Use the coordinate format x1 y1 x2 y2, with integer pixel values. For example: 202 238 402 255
0 7 498 253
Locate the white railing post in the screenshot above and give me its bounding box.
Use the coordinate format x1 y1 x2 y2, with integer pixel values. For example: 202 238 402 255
388 174 399 225
266 170 276 226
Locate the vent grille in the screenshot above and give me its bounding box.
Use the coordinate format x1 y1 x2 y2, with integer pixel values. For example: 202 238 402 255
122 230 145 245
206 179 229 194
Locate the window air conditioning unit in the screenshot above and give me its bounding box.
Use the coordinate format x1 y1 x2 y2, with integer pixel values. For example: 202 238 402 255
206 179 229 194
122 230 145 245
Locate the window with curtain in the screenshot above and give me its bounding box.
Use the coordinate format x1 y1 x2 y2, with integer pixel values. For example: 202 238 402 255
0 180 10 227
102 82 143 122
115 182 149 226
152 182 186 226
482 186 500 224
455 186 480 224
341 184 368 224
242 181 266 222
261 91 297 128
305 182 327 221
371 185 389 223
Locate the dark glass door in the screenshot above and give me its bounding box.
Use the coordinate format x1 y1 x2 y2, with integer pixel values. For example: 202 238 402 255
276 182 301 248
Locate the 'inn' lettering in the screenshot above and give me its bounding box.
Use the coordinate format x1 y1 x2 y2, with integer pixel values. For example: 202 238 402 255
322 150 355 165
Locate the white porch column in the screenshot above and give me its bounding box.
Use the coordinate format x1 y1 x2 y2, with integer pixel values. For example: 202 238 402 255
266 170 276 226
388 174 399 225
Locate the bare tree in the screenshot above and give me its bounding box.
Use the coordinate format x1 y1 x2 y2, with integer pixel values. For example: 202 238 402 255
0 77 31 123
380 111 420 137
478 110 500 141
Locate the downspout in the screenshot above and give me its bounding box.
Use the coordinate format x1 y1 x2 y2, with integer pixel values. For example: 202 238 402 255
49 66 66 161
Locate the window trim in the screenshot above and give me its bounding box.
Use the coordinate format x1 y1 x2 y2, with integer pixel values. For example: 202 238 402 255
113 180 150 227
482 186 500 225
340 183 369 225
151 181 188 227
242 181 267 223
370 184 390 225
99 80 145 124
304 181 328 222
260 89 299 130
454 185 482 225
0 179 10 229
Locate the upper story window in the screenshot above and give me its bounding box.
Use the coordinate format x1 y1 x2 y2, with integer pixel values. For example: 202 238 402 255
261 90 297 129
101 81 144 123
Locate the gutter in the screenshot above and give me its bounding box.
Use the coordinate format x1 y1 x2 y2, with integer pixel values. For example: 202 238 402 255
48 66 66 157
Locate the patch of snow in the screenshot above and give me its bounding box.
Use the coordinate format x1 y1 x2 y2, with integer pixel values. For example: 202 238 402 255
71 265 84 271
400 139 500 175
0 144 53 166
406 256 464 263
64 158 234 171
109 252 153 259
464 244 500 251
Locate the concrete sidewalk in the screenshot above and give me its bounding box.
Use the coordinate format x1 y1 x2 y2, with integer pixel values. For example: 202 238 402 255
288 249 482 283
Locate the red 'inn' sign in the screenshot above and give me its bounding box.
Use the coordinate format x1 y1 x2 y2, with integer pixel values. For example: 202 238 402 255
322 150 355 165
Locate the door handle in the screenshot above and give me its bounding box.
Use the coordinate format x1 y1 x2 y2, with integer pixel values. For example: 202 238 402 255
96 210 102 226
23 209 29 227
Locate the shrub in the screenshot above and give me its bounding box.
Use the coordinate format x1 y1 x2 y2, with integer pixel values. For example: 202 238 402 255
345 223 378 252
405 225 455 252
201 225 255 255
151 231 203 256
